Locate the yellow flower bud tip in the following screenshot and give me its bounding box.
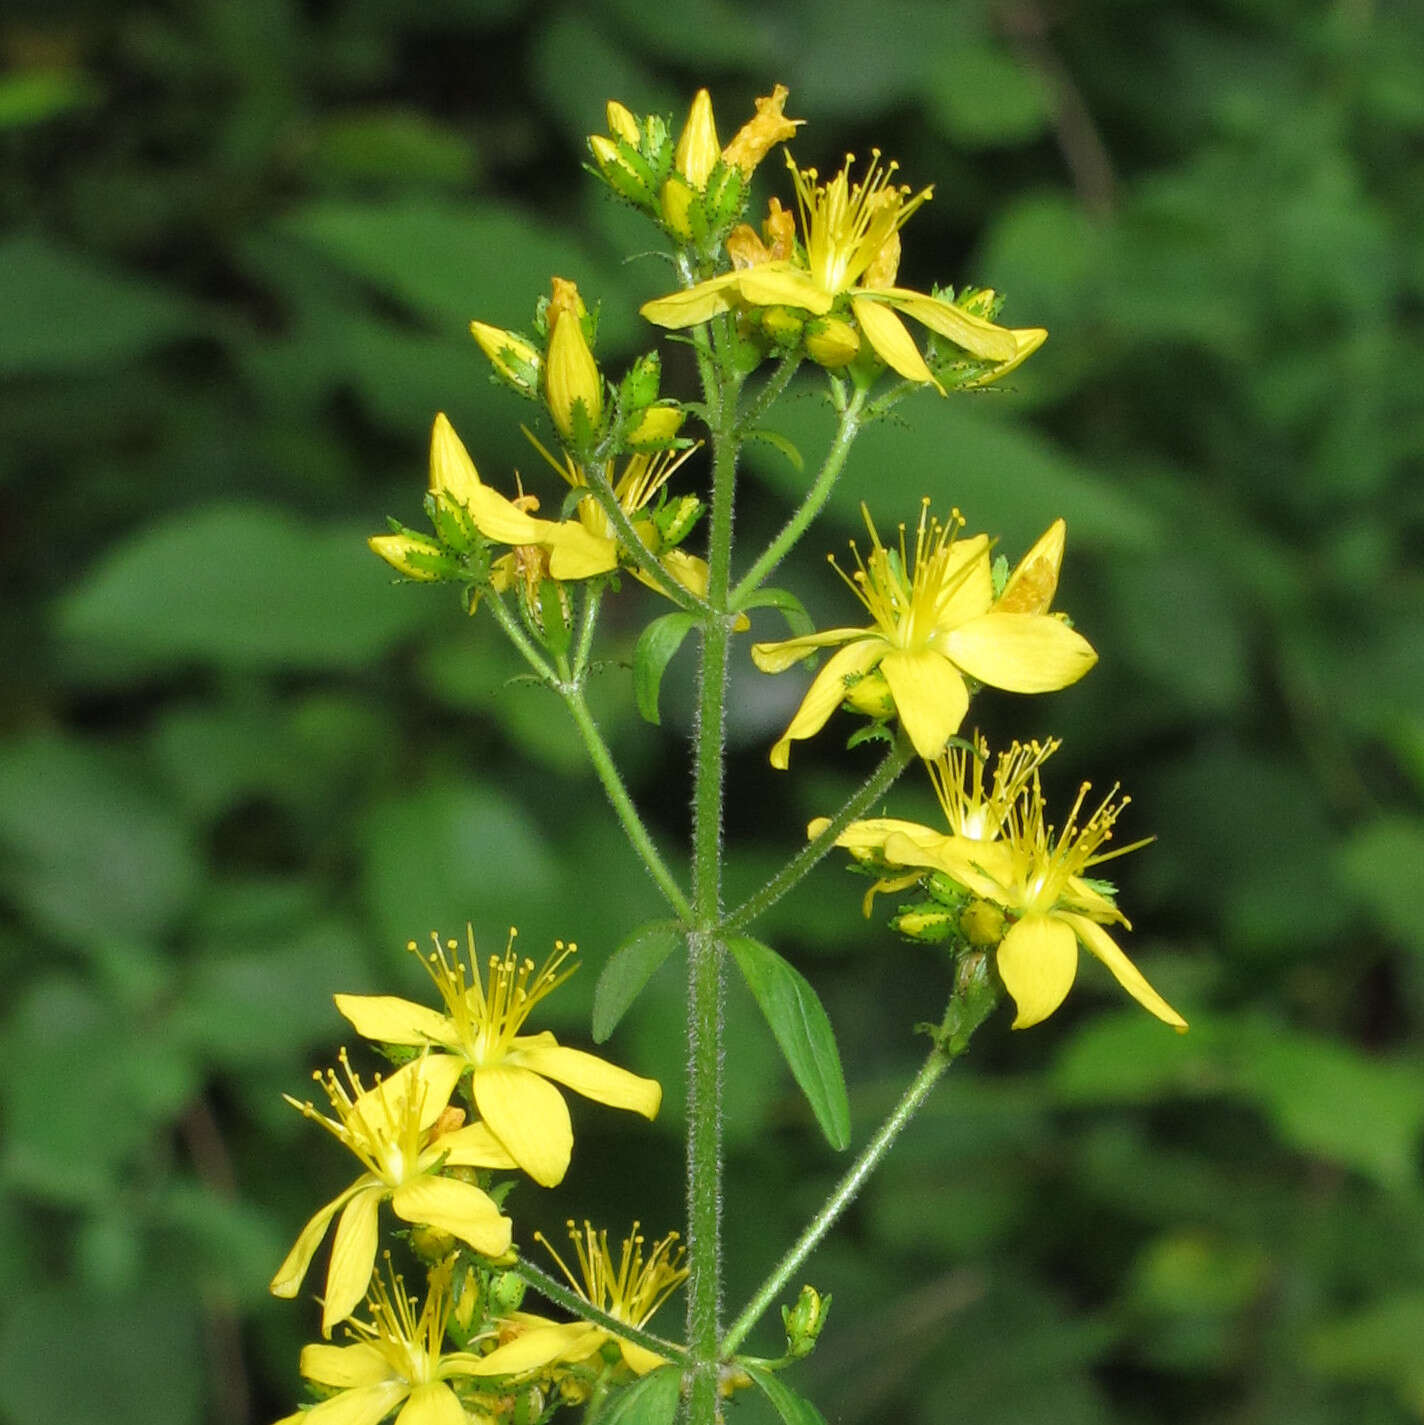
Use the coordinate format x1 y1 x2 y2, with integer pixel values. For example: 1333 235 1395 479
368 532 445 580
721 83 803 176
805 315 860 368
659 174 695 240
605 99 640 145
625 403 684 447
545 284 603 440
547 275 587 323
674 88 720 188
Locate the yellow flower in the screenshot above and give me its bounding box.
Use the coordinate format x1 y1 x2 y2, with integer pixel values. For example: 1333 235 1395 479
470 1223 687 1380
642 152 1039 390
269 1054 515 1334
815 733 1059 912
519 425 709 602
274 1259 502 1425
866 750 1187 1032
335 929 662 1189
751 506 1097 767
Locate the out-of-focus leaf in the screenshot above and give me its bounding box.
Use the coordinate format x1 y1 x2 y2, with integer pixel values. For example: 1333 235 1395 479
927 43 1051 148
57 503 432 674
1309 1290 1424 1397
737 586 815 639
0 736 201 943
727 936 850 1150
0 235 198 374
1336 816 1424 954
598 1364 681 1425
593 921 682 1042
307 107 479 187
0 68 101 128
748 392 1160 553
359 782 560 950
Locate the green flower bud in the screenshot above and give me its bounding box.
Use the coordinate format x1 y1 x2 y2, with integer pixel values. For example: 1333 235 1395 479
489 1269 526 1315
470 321 543 399
782 1284 831 1359
960 899 1006 948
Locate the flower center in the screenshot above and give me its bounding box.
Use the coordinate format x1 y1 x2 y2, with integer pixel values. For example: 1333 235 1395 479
539 1221 688 1329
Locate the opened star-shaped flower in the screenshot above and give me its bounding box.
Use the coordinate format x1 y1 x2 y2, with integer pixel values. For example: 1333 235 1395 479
470 1222 687 1381
275 1258 505 1425
336 929 662 1189
641 151 1040 390
269 1054 515 1334
751 507 1097 767
874 759 1187 1032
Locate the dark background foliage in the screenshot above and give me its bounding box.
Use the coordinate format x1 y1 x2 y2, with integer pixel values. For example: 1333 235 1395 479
1 1 1421 1422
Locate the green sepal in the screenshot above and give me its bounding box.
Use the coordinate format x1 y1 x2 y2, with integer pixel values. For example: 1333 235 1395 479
726 936 851 1151
735 585 814 638
742 1363 829 1425
620 350 662 409
598 1364 682 1425
534 578 573 659
844 721 893 751
651 493 703 549
592 920 683 1043
633 610 698 725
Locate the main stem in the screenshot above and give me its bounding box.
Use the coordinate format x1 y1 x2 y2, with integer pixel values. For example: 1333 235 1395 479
685 329 741 1424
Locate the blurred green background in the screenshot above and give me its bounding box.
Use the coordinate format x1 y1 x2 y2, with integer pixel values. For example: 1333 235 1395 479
2 1 1422 1422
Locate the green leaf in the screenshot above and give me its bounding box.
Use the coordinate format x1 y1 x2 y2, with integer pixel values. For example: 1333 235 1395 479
0 235 197 375
736 586 815 639
726 936 851 1150
633 611 698 725
597 1364 682 1425
1337 815 1424 954
57 503 432 676
745 426 805 473
593 921 683 1043
743 1364 829 1425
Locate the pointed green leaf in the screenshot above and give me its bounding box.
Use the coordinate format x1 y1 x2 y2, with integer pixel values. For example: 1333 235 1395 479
735 586 816 639
745 426 805 473
598 1364 682 1425
726 937 851 1150
743 1364 829 1425
633 611 698 725
593 922 683 1043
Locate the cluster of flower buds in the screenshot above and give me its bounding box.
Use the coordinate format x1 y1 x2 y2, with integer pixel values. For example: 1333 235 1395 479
588 86 801 249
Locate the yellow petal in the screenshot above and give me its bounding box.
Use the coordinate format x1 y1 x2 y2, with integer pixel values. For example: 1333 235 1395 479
468 1322 603 1377
944 612 1097 693
736 265 834 314
964 325 1048 388
333 994 457 1050
620 1339 669 1375
640 275 743 328
433 1120 519 1170
471 1064 573 1187
323 1184 385 1333
833 816 946 854
878 648 970 759
850 296 939 387
299 1342 394 1390
351 1055 465 1138
722 84 800 176
996 519 1064 615
769 638 885 769
750 627 868 674
269 1178 372 1300
1060 913 1188 1030
996 915 1078 1028
545 521 617 579
390 1175 512 1256
871 288 1019 363
301 1381 408 1425
508 1040 661 1119
396 1381 466 1425
430 413 482 507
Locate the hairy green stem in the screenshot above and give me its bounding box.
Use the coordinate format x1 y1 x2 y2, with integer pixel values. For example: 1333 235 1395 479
724 733 914 932
738 351 803 435
581 458 702 610
719 970 997 1358
482 586 558 684
507 1256 688 1363
730 384 867 607
684 320 743 1425
563 688 691 920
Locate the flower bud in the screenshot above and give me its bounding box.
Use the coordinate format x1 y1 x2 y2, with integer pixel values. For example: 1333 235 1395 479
620 350 662 409
368 531 458 581
488 1269 526 1315
626 404 684 449
673 88 719 188
890 903 959 943
544 278 603 442
806 315 860 368
782 1284 831 1359
660 173 697 241
960 899 1006 948
470 321 542 398
841 667 894 719
605 99 639 145
408 1223 455 1262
